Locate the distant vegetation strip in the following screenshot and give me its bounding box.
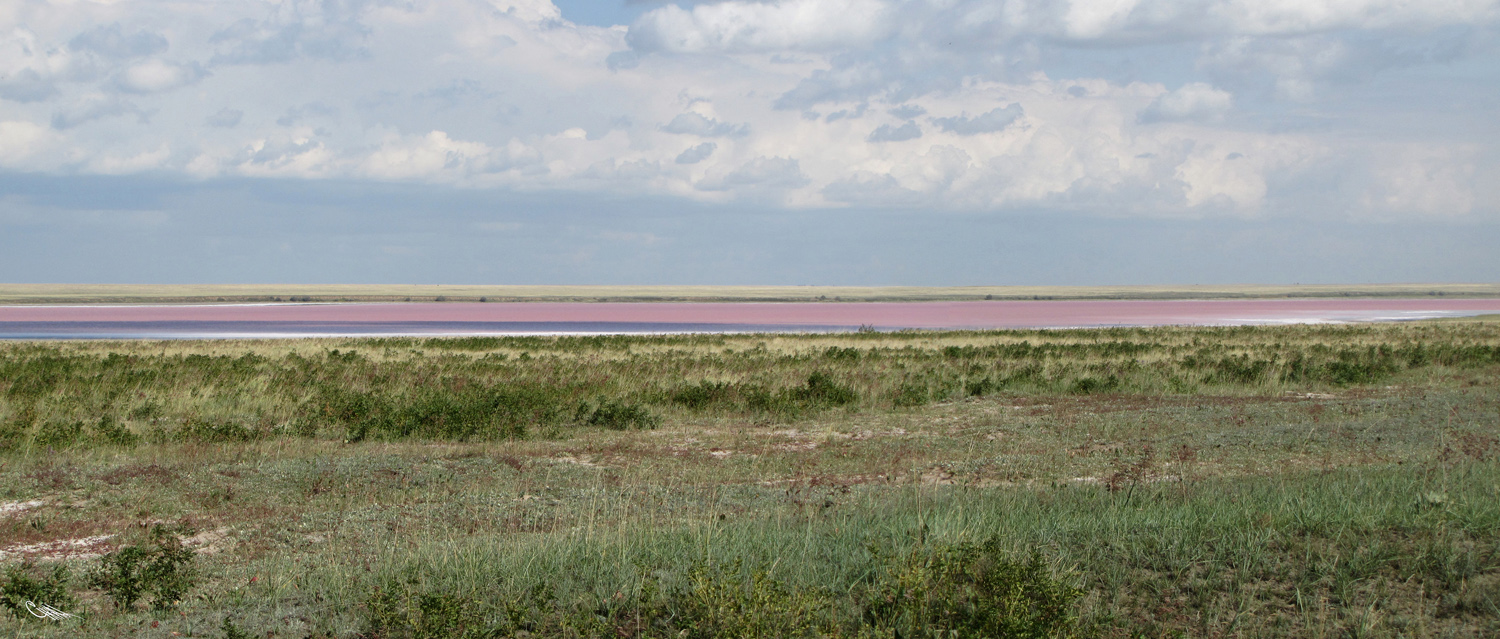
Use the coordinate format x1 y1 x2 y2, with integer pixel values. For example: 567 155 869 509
1 282 1498 304
2 322 1497 449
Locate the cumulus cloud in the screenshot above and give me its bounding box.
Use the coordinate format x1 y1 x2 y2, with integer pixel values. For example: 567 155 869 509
932 104 1024 135
0 0 1492 221
69 24 170 59
0 28 71 102
699 157 810 192
206 108 244 128
1138 83 1233 123
888 104 926 119
0 121 53 166
276 102 339 126
51 97 147 129
114 59 207 94
867 120 921 142
822 172 923 205
675 142 717 164
1361 145 1479 217
661 112 749 137
0 69 57 103
209 1 373 66
628 0 892 53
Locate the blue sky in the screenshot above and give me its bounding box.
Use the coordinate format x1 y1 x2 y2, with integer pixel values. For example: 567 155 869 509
1 0 1497 284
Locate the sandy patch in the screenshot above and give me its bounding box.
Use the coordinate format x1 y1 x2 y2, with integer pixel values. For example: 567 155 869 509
553 454 599 467
920 468 956 485
0 500 45 517
772 441 818 452
184 526 234 555
0 535 115 562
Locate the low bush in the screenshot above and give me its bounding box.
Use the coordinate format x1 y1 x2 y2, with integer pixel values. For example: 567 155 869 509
358 539 1079 638
0 562 74 619
860 540 1083 638
580 398 659 430
88 524 196 611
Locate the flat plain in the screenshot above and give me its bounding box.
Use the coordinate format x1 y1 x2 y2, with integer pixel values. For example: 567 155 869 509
0 321 1498 637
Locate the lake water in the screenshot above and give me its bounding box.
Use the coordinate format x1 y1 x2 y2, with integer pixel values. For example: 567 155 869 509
1 299 1497 339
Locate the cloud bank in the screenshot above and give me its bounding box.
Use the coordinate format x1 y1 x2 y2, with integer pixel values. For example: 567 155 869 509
0 0 1495 220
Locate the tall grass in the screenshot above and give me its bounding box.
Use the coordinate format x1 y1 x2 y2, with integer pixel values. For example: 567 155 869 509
3 323 1497 449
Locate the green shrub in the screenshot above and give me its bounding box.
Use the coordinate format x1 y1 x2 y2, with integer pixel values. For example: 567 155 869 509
790 372 857 407
221 616 253 639
860 539 1082 638
33 420 83 448
180 419 256 443
582 399 659 430
668 559 833 639
893 382 930 407
824 346 861 361
0 562 74 619
93 415 139 447
88 525 196 611
1068 375 1119 395
671 381 737 411
364 577 493 639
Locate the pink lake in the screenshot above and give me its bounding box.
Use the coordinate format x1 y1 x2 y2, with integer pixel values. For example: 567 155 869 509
1 298 1498 339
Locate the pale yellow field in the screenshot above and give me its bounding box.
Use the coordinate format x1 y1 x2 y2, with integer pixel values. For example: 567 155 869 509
1 282 1497 304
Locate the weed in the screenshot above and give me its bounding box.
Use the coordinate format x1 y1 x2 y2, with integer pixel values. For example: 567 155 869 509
221 616 252 639
0 563 74 619
580 398 659 430
363 576 493 639
791 371 858 407
88 524 197 611
860 540 1082 638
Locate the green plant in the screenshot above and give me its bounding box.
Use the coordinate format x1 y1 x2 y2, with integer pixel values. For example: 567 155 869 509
221 616 252 639
582 398 659 430
791 371 857 407
860 539 1082 638
88 525 196 611
0 562 75 619
669 559 833 639
93 415 139 447
363 576 493 639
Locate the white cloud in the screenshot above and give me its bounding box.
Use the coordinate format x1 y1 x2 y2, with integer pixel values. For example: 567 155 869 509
69 24 170 60
206 107 244 128
867 120 921 142
699 157 810 192
628 0 893 53
0 0 1491 221
932 104 1025 135
1361 144 1478 217
115 59 207 93
675 141 717 164
0 120 52 166
50 95 146 129
661 112 749 137
0 28 73 102
1138 83 1232 123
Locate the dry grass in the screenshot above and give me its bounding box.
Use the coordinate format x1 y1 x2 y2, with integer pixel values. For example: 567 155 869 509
0 322 1498 637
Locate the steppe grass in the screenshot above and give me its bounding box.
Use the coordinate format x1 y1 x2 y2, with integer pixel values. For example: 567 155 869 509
0 321 1498 637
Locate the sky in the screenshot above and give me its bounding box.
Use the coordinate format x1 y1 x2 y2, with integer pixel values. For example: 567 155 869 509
1 0 1498 285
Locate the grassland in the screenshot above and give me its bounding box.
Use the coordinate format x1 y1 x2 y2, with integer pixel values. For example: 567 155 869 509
1 321 1499 637
2 282 1499 304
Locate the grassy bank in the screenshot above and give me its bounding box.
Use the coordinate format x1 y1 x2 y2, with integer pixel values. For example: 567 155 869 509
1 321 1498 637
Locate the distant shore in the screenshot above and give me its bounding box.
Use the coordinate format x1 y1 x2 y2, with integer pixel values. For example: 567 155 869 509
1 282 1498 305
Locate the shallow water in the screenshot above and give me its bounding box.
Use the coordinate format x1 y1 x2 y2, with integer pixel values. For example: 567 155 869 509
1 299 1497 339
